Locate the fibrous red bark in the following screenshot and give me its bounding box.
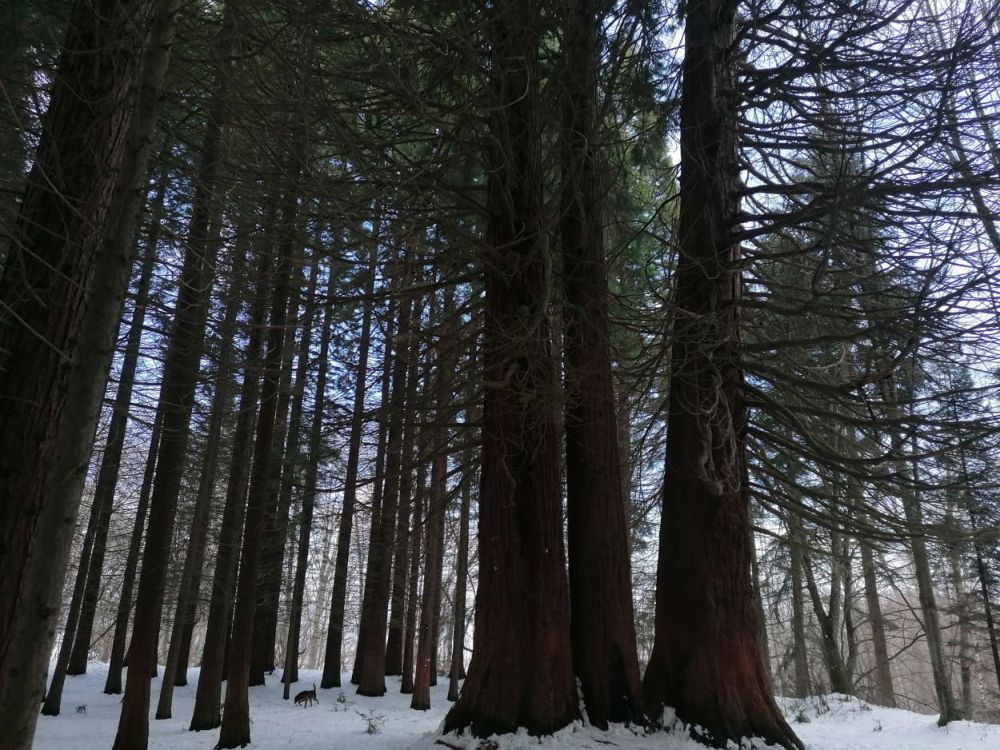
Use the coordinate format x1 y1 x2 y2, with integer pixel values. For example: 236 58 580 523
560 0 643 729
443 0 576 736
640 2 801 748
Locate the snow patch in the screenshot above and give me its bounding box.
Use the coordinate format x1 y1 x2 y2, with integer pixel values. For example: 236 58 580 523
33 664 1000 750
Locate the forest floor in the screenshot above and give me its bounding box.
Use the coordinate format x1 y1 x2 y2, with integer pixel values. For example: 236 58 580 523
33 662 1000 749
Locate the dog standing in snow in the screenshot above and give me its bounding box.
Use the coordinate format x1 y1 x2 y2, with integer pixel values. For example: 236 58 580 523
293 684 318 707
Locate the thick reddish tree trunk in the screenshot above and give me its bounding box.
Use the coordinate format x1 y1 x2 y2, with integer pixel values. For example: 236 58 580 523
0 1 150 738
640 2 801 748
444 0 576 736
559 0 643 729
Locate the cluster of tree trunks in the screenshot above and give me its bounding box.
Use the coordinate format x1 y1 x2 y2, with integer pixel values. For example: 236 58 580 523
12 0 999 748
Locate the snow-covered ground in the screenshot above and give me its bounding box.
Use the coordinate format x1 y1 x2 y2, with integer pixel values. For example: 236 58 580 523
33 663 1000 749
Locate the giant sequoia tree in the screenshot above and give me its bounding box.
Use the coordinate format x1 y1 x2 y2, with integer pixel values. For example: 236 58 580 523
640 0 801 746
6 0 1000 748
443 0 578 735
560 0 643 729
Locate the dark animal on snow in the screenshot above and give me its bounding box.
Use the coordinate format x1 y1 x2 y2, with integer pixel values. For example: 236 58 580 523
293 684 318 707
75 705 87 714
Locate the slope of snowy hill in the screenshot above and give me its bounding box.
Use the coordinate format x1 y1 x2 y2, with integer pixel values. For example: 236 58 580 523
33 663 1000 749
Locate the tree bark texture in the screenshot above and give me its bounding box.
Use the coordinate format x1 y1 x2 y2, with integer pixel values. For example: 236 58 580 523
639 2 801 747
789 524 813 699
0 0 152 742
559 0 643 728
444 0 577 735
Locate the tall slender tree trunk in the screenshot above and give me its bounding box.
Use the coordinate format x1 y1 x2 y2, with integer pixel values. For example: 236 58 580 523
44 170 168 716
639 2 800 747
944 503 973 715
788 521 813 699
559 0 643 728
284 277 334 697
413 289 455 710
881 375 961 725
803 550 852 694
429 557 444 688
447 414 476 702
840 420 895 707
356 280 414 696
105 405 163 695
859 540 895 705
189 218 275 730
267 252 320 690
154 238 250 719
401 461 426 695
386 290 425 676
217 181 299 749
411 417 447 711
250 249 310 683
65 169 167 681
112 5 236 744
321 246 379 688
347 296 395 687
444 0 577 735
